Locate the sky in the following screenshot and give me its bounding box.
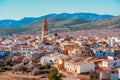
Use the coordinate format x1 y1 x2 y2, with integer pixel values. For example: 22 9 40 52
0 0 120 20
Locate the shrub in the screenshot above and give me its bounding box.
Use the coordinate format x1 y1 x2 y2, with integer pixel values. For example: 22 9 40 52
4 60 12 66
48 70 62 80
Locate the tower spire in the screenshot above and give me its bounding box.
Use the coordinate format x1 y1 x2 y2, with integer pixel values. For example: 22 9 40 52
42 17 48 31
41 17 48 40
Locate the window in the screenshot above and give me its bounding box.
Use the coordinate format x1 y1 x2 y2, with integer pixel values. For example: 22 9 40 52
91 76 94 78
111 71 115 74
75 69 77 72
95 76 98 78
81 52 83 54
113 63 117 66
50 60 53 63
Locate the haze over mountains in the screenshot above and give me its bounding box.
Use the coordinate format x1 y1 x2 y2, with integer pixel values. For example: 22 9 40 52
0 12 119 36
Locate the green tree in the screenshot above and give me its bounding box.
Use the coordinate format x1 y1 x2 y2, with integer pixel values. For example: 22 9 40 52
48 70 63 80
4 60 12 66
46 64 51 69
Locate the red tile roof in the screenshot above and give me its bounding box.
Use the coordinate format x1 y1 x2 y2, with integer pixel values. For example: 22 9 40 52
97 67 112 71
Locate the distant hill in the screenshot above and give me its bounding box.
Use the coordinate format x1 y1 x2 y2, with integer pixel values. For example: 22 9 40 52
0 13 119 36
0 13 114 28
0 17 39 28
68 16 120 30
23 17 90 29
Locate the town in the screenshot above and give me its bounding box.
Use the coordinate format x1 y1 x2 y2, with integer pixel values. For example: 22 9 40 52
0 18 120 80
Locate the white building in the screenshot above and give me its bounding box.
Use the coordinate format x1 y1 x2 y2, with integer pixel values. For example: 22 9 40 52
117 68 120 79
11 46 21 55
109 37 120 47
21 45 34 53
102 56 120 68
2 39 13 45
41 53 65 65
90 68 118 80
64 60 95 74
43 45 59 51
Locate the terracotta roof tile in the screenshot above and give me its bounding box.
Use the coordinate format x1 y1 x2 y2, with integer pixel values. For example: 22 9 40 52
97 67 112 71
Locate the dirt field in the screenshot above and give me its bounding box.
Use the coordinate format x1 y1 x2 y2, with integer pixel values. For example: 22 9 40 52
0 72 42 80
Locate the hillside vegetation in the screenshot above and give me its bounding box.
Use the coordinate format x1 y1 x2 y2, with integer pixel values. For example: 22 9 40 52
0 13 119 36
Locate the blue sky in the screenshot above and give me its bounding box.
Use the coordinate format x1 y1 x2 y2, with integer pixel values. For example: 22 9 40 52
0 0 120 20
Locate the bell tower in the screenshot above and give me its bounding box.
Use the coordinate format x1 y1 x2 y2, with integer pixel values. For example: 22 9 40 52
41 18 48 40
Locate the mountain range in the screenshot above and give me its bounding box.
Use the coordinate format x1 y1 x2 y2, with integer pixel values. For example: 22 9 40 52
0 13 114 28
0 12 119 36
